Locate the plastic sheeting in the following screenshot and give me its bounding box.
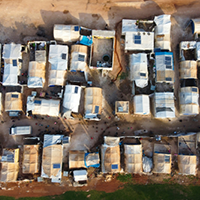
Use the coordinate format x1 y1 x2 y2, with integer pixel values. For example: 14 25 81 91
48 45 68 86
23 145 40 174
84 152 100 168
79 36 93 46
179 87 199 116
154 14 171 51
41 135 63 181
84 87 102 120
153 153 171 174
130 53 148 88
5 92 23 112
178 155 196 175
191 18 200 34
54 24 80 42
122 19 138 35
154 92 175 118
142 156 153 173
3 43 21 59
125 31 154 51
28 61 46 88
124 144 142 174
134 95 150 115
70 45 88 71
155 52 174 83
26 96 60 116
63 85 82 115
69 150 85 169
73 170 87 182
179 61 197 79
41 135 63 182
101 137 120 173
2 43 21 86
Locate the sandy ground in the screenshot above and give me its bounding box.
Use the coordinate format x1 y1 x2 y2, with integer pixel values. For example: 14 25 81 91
0 0 200 198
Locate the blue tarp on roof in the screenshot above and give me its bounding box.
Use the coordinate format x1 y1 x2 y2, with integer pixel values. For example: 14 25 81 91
84 152 100 168
80 36 93 46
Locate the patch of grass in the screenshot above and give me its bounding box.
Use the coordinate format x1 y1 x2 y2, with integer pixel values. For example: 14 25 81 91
2 184 200 200
163 178 171 183
117 173 132 182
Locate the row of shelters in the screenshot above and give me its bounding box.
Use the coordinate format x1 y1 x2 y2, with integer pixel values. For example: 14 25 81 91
1 133 197 183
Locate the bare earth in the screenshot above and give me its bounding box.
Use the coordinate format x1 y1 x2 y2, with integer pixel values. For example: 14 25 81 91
0 0 200 198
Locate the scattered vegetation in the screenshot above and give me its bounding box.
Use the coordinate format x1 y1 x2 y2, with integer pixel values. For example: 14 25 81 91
117 173 132 182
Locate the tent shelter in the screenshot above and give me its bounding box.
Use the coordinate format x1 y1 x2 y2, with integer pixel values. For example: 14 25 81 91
28 41 47 88
179 41 196 61
73 170 87 182
2 43 22 86
26 96 60 117
63 85 82 117
154 14 171 51
28 61 46 88
70 45 88 71
115 101 129 114
155 52 174 84
179 61 197 79
191 18 200 34
84 87 102 120
22 145 40 174
153 92 175 118
179 87 199 116
125 31 154 51
134 95 150 115
5 92 23 112
48 44 68 86
124 144 142 174
41 135 63 182
69 150 86 169
153 153 171 174
130 53 148 88
101 137 120 173
54 25 80 43
178 155 196 175
0 148 19 182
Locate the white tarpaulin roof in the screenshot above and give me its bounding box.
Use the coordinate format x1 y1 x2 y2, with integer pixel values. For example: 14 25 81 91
3 62 19 86
84 87 102 120
122 19 138 35
63 85 82 114
179 87 199 115
70 45 88 71
2 43 21 86
134 95 150 115
41 135 63 181
3 43 21 59
101 137 120 173
154 92 175 118
155 52 174 83
178 155 196 175
54 24 80 42
130 53 148 88
125 31 154 51
5 92 23 112
73 170 87 182
196 42 200 61
124 144 142 174
48 45 68 86
179 61 197 79
26 96 60 116
154 14 171 51
28 61 46 88
153 153 171 174
191 18 200 34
